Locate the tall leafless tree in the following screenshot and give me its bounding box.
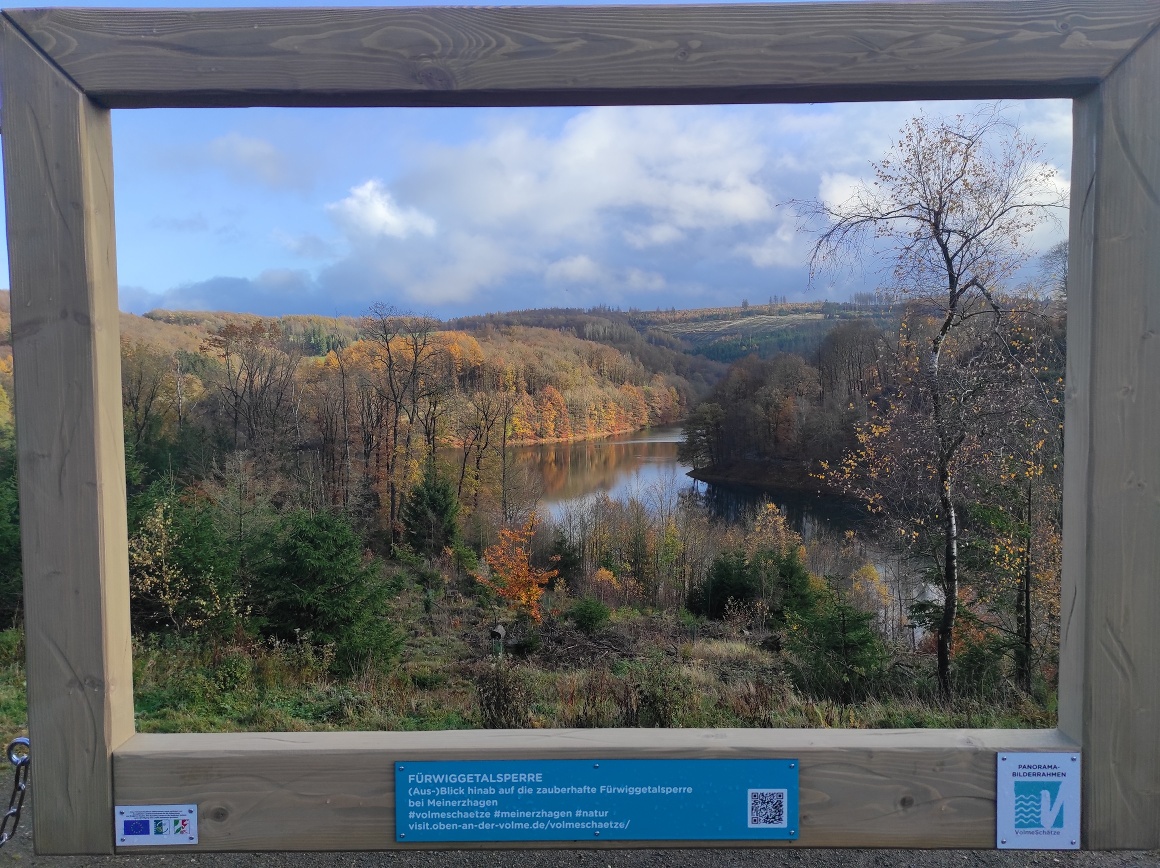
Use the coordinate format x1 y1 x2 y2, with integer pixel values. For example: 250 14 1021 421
797 107 1065 698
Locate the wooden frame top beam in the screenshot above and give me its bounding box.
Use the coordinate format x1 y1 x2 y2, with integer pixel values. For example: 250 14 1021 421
6 2 1160 109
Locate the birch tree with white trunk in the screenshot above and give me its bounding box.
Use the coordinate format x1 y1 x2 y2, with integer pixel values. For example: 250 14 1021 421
797 106 1064 698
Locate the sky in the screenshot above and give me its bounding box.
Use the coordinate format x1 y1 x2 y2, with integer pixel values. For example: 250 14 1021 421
0 0 1073 320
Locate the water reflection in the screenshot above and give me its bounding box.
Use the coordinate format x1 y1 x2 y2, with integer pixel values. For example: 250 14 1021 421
523 425 690 510
507 425 863 538
693 481 866 542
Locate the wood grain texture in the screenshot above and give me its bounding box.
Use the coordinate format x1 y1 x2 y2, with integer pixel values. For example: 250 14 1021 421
113 729 1077 851
1070 25 1160 851
6 2 1160 109
0 19 133 855
1057 93 1097 748
2 0 1155 854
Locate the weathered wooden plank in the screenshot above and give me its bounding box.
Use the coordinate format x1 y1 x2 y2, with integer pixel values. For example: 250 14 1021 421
0 0 1154 854
1068 26 1160 851
6 2 1160 109
114 729 1077 851
0 18 133 855
1057 88 1097 751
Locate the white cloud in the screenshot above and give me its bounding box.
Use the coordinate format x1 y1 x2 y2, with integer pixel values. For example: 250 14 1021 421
625 268 665 291
326 180 436 241
1025 162 1071 254
122 99 1075 316
405 106 774 241
546 255 605 284
324 105 789 308
736 218 802 268
254 268 313 296
624 223 684 249
273 230 336 259
206 133 300 190
1013 100 1073 169
1029 162 1071 207
407 233 525 304
818 172 866 213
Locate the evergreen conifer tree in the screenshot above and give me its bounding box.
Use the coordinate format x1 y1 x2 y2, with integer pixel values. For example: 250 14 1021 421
402 461 460 558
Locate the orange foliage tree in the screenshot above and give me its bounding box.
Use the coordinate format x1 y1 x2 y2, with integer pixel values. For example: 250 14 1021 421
475 514 558 623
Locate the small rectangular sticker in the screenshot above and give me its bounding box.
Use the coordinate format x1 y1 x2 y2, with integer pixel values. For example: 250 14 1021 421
996 753 1080 849
116 805 198 846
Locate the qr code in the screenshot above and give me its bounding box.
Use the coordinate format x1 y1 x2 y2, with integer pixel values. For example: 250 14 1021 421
748 788 787 828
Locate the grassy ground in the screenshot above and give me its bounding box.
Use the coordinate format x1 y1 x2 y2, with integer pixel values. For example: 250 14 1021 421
655 313 825 341
0 574 1055 736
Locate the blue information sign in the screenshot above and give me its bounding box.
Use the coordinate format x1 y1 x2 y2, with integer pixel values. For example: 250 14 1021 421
395 758 798 843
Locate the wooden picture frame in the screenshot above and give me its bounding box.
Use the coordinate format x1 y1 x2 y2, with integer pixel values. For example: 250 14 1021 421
2 1 1157 853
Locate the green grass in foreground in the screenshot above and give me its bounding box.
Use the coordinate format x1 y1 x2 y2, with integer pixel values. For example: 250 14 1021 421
0 605 1056 736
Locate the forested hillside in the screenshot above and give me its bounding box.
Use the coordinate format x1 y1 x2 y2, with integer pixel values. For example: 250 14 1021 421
446 306 725 387
0 97 1079 739
678 290 1066 695
449 299 897 366
0 296 704 634
679 317 889 476
0 281 1065 733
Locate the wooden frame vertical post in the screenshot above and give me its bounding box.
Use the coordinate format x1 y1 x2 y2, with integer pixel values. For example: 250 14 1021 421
1058 26 1160 849
0 19 134 854
1 1 1159 853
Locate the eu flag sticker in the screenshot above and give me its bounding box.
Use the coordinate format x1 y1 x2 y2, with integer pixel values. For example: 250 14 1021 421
115 805 198 847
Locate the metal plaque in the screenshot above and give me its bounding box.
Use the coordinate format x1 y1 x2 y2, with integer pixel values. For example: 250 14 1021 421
115 804 198 846
395 758 798 843
996 752 1081 849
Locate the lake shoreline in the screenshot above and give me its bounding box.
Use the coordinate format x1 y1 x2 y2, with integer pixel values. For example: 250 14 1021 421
687 458 836 497
447 420 684 450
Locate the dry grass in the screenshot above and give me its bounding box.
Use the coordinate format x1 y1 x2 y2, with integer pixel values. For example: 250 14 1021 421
657 313 824 341
681 639 766 665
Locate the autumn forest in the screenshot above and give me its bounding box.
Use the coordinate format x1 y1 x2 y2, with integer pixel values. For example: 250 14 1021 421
0 110 1069 733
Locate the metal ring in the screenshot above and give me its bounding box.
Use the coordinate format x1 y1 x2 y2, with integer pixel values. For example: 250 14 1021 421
6 739 29 767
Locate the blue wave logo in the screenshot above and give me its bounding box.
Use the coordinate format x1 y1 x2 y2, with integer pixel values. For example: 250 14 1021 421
1014 780 1064 829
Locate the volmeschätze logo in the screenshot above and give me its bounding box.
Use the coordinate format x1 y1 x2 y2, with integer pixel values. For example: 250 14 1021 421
1014 779 1064 829
996 753 1080 850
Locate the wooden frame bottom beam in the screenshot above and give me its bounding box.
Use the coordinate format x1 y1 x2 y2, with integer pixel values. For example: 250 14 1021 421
114 729 1078 851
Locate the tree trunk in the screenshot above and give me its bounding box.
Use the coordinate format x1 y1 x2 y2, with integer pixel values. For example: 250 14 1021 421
500 412 511 523
923 316 967 702
936 447 961 701
1016 480 1034 693
926 333 959 701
